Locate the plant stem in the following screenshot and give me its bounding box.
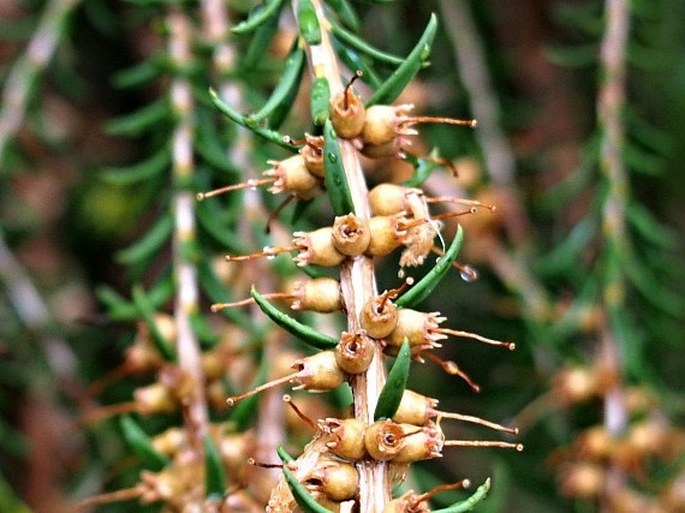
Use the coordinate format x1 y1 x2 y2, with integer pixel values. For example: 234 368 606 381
0 0 80 163
293 1 388 510
168 9 208 450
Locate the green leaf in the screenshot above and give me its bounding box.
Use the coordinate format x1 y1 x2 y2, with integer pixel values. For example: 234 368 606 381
323 119 355 216
280 463 335 513
366 13 437 106
277 445 295 463
246 46 306 126
97 274 174 321
209 88 299 151
242 7 282 69
332 38 382 89
112 53 165 89
101 146 170 185
401 151 441 187
432 478 491 513
323 0 359 31
119 416 170 471
544 43 598 68
117 214 173 265
204 435 227 499
627 202 677 249
396 225 464 308
310 77 331 126
132 284 176 361
330 20 405 67
105 97 170 137
232 0 285 35
296 0 322 44
374 338 411 421
251 287 339 349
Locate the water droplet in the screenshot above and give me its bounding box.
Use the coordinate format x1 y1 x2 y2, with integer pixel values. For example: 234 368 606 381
333 176 342 186
397 268 405 279
248 179 258 191
459 265 478 282
327 152 338 163
266 255 276 261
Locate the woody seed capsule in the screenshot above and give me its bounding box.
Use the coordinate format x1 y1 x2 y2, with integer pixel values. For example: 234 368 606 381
367 216 406 257
292 351 346 392
322 418 367 460
393 422 444 463
335 331 375 374
392 389 437 426
387 308 446 350
265 155 320 199
293 227 346 267
331 214 371 256
330 85 366 140
306 457 359 501
290 277 342 313
364 419 405 461
360 294 399 339
300 134 325 178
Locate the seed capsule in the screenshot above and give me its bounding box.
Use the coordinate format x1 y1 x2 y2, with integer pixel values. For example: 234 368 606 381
321 418 367 461
300 134 325 178
367 216 407 257
290 277 343 313
364 419 405 461
386 308 446 350
335 331 376 374
360 293 399 339
393 422 444 463
330 71 366 139
305 457 359 501
331 213 371 256
293 227 346 267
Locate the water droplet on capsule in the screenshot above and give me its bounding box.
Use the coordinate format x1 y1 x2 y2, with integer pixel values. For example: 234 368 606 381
459 265 478 282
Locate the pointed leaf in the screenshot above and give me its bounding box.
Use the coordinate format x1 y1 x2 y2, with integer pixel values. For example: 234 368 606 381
105 97 170 137
296 0 322 45
116 214 173 265
330 20 405 67
323 119 355 216
366 13 437 106
246 46 305 126
323 0 359 31
374 338 411 420
102 146 170 185
277 445 295 463
310 77 331 126
251 287 338 349
332 38 382 89
119 416 169 471
232 0 285 35
401 152 440 187
396 225 464 308
282 465 335 513
432 478 491 513
204 435 227 499
112 53 165 89
132 284 176 361
242 7 282 69
209 88 298 151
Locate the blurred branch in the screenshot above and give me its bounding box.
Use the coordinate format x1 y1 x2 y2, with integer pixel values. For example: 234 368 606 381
0 0 80 163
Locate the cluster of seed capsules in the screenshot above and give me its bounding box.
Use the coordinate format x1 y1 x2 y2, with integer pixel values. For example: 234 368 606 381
199 71 522 513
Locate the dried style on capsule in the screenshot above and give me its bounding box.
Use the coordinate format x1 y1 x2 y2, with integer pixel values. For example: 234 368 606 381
335 331 376 374
359 281 413 339
331 213 371 256
330 71 366 139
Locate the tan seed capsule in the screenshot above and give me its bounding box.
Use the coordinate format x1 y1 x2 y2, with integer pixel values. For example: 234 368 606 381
300 134 325 177
265 155 320 199
393 422 444 463
367 216 406 257
364 420 405 461
292 351 347 392
330 73 366 139
392 389 436 425
335 331 376 374
134 382 178 414
360 294 399 339
331 214 371 256
361 104 415 146
387 308 446 349
369 184 410 216
290 277 342 313
293 227 346 267
306 458 359 501
321 418 367 460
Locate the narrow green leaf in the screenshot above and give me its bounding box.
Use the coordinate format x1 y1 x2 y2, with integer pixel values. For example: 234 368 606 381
116 214 173 265
332 38 382 89
432 478 491 513
544 43 598 68
310 77 331 126
132 284 176 361
401 151 440 187
627 202 677 249
366 13 438 106
204 435 227 499
282 465 335 513
105 97 170 137
396 225 464 308
277 445 295 463
323 119 355 216
102 147 170 185
246 46 306 126
97 273 174 321
291 197 315 225
323 0 359 31
232 0 285 35
119 416 170 471
330 20 405 67
296 0 322 45
374 338 411 421
251 287 338 349
242 7 282 69
209 88 298 151
112 53 165 89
